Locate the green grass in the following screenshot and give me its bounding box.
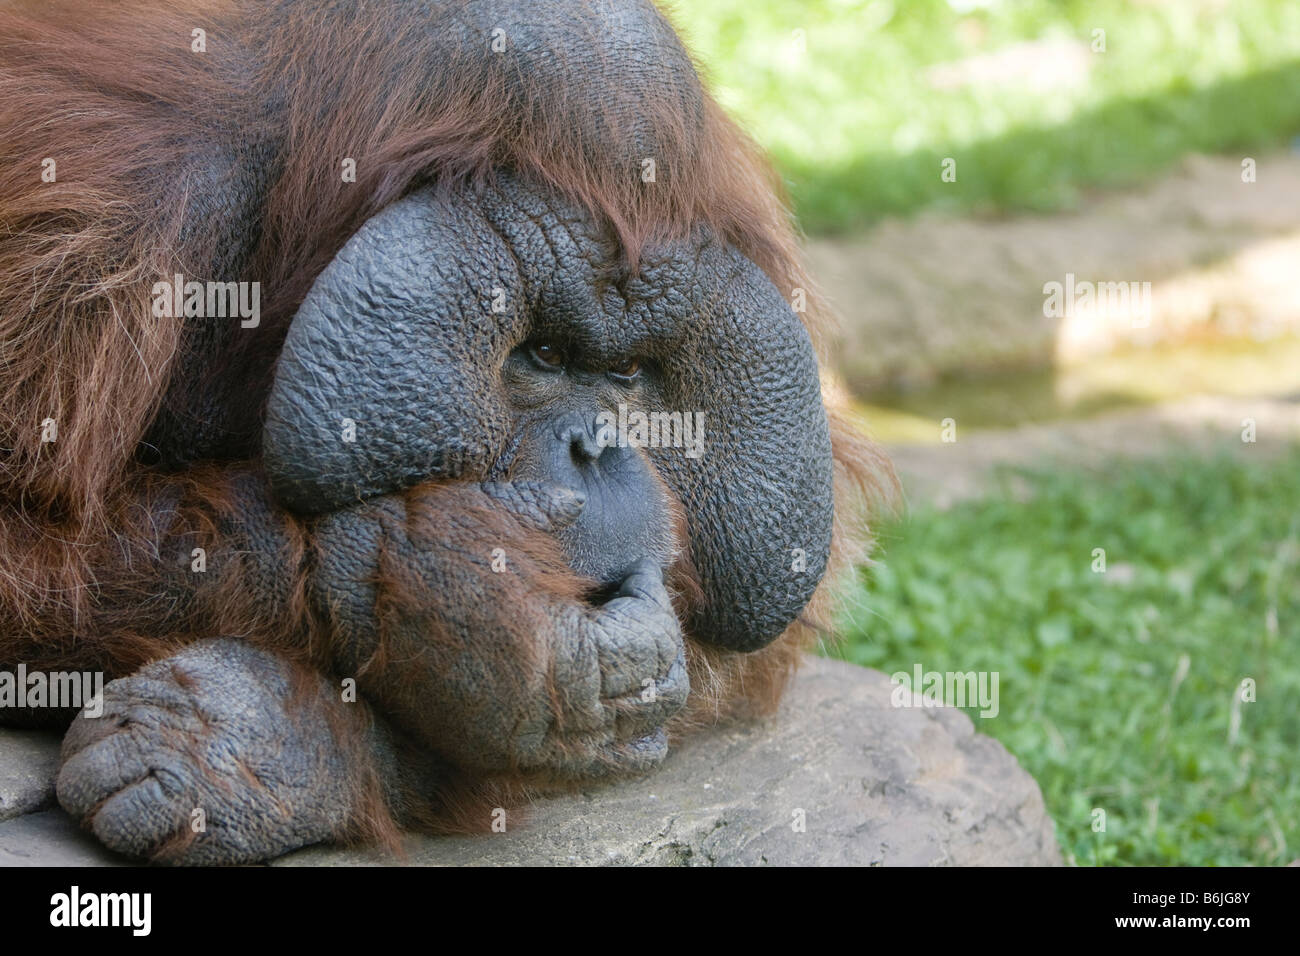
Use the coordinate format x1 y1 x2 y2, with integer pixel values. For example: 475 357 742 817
672 0 1300 232
832 448 1300 865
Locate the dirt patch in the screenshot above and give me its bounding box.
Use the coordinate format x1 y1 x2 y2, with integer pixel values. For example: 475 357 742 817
885 394 1300 510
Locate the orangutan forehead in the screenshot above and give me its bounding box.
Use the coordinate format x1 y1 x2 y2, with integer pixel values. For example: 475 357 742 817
446 0 706 164
316 174 759 361
473 176 732 355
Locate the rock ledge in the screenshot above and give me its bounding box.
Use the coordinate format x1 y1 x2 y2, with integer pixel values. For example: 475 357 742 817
281 656 1061 866
0 657 1060 866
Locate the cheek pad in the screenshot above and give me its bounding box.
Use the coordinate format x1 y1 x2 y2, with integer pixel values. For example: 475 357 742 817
265 178 835 653
642 242 835 651
263 188 524 514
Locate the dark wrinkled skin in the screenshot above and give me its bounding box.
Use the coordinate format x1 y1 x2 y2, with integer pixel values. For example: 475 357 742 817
46 0 835 865
265 175 834 648
58 641 364 865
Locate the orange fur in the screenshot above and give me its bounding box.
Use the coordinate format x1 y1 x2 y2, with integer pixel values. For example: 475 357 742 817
0 0 892 838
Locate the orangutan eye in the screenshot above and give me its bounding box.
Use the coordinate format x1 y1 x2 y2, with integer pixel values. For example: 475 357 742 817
530 342 565 369
608 357 640 380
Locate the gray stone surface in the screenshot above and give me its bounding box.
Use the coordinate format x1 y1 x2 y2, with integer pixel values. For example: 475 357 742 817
0 810 129 866
0 658 1060 866
0 728 61 822
279 656 1060 866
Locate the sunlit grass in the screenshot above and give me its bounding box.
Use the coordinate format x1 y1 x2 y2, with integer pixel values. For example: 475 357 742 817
673 0 1300 232
832 448 1300 865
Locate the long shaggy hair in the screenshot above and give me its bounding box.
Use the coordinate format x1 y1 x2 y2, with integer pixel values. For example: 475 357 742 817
0 0 892 839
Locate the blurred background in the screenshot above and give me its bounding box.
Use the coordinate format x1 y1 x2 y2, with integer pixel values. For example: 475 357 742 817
672 0 1300 865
